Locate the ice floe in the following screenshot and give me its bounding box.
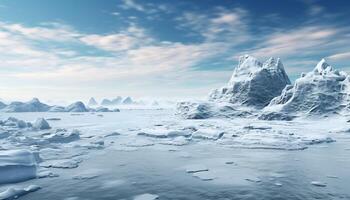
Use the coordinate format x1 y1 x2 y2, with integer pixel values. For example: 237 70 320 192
0 150 39 184
0 185 41 200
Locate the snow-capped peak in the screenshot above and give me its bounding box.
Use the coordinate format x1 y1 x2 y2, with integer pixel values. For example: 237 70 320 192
313 58 333 75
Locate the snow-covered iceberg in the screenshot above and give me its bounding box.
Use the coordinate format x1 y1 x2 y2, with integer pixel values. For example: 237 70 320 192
1 98 50 112
65 101 88 112
209 55 290 108
264 59 349 117
177 55 290 119
33 118 51 130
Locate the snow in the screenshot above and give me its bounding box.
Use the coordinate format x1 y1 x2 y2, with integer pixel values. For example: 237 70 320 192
0 185 41 200
0 150 39 184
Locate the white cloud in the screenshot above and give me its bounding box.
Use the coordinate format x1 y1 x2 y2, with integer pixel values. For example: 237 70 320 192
80 25 152 52
176 8 248 43
0 22 80 41
120 0 145 12
248 26 337 58
328 52 350 61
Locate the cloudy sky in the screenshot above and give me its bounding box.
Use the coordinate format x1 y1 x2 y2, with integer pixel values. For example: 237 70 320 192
0 0 349 102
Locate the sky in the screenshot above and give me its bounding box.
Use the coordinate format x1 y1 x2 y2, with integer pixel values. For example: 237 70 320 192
0 0 349 103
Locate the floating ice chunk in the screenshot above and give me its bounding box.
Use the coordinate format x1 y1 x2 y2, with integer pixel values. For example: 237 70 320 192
160 136 190 146
45 129 80 143
0 185 41 200
192 128 224 140
311 181 327 187
73 169 101 180
2 117 31 129
185 164 209 173
0 150 39 184
274 182 283 186
245 177 262 183
37 169 59 178
41 158 81 169
326 175 339 179
33 118 51 130
103 132 120 138
138 128 192 139
46 118 61 121
123 139 154 147
192 171 216 181
100 179 125 189
134 193 159 200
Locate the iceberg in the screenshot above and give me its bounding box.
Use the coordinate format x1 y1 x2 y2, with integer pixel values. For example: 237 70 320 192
88 97 98 106
1 98 50 112
209 55 290 108
122 96 133 104
65 101 88 112
264 59 349 117
33 118 51 130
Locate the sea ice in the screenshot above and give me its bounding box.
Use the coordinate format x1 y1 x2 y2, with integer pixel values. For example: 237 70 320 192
185 164 209 173
192 171 216 181
0 185 41 200
133 193 159 200
311 181 327 187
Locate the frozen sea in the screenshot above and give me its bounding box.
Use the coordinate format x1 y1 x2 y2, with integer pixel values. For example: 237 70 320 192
0 109 350 200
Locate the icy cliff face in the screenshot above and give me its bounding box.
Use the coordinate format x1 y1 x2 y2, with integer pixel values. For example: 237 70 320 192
265 59 349 116
1 98 50 112
209 55 291 108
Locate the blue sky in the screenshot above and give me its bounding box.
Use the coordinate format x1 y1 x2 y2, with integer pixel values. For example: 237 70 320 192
0 0 349 102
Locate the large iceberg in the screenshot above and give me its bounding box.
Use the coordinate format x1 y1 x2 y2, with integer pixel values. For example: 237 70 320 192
264 59 349 117
1 98 50 112
209 55 290 108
